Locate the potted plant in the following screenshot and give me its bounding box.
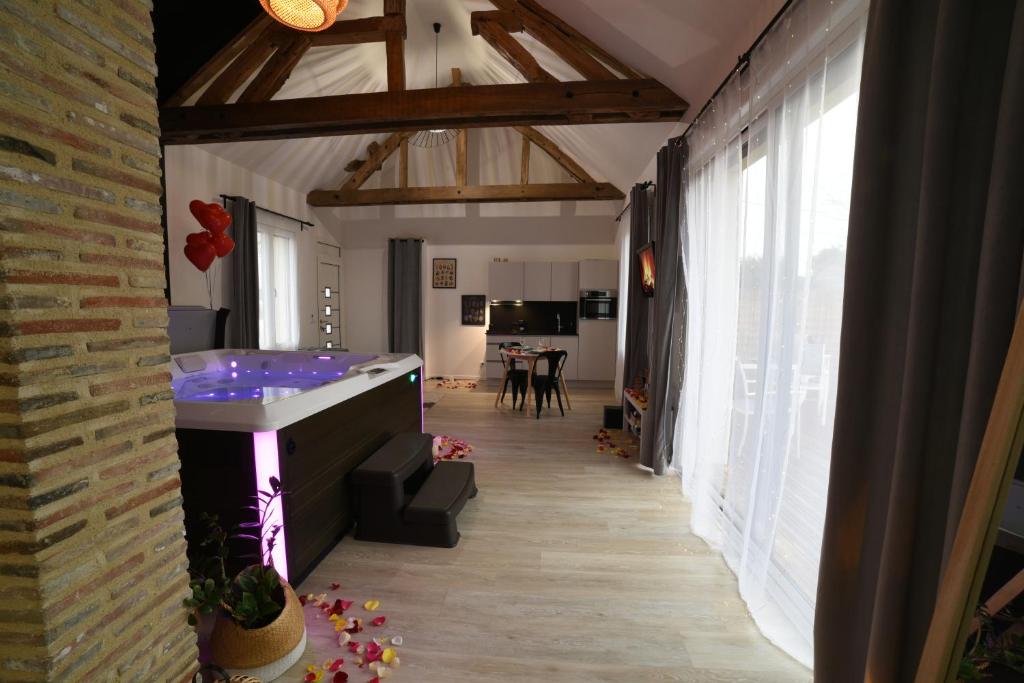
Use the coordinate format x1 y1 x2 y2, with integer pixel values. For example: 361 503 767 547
959 604 1024 681
184 478 306 682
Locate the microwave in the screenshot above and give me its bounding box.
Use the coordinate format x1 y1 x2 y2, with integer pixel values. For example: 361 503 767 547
579 289 618 320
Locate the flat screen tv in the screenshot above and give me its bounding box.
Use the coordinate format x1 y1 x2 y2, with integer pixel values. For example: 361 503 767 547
637 241 655 297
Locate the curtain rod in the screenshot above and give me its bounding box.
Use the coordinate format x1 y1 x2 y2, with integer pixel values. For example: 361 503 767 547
614 180 655 223
669 0 796 146
219 194 314 231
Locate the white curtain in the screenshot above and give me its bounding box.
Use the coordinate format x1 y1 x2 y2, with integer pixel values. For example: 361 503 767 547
675 0 867 667
257 214 300 350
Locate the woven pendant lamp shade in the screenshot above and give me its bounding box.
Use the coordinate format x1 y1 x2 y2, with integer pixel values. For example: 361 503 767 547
260 0 348 32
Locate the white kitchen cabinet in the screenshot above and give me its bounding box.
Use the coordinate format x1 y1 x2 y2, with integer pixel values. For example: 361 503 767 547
523 262 553 301
488 262 524 301
551 336 579 380
577 319 617 381
579 260 619 291
551 262 579 301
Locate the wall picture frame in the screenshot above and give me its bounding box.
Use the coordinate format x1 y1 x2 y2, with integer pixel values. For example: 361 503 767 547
432 258 457 289
461 295 486 326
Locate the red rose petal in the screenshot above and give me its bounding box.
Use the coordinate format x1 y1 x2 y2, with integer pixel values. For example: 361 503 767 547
328 658 344 672
371 616 386 627
340 600 353 611
299 594 308 606
304 674 317 682
330 582 341 590
332 673 348 683
347 641 361 653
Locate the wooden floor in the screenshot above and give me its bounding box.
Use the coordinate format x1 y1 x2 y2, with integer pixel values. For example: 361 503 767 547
286 382 811 682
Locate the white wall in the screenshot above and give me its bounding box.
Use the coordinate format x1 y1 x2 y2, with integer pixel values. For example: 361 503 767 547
327 204 618 377
164 146 341 348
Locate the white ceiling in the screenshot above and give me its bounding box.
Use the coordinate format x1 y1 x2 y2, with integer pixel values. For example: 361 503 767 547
195 0 784 211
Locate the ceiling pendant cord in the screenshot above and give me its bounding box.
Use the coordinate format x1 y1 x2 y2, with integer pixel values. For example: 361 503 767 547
409 22 458 149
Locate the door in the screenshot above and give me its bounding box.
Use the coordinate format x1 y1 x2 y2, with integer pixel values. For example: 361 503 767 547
315 245 344 350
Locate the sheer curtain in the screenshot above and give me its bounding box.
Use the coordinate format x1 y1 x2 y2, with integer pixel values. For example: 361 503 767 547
675 0 867 667
256 213 300 350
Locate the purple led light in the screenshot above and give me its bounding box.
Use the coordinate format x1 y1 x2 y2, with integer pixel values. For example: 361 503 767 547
230 361 238 368
231 371 238 379
316 355 333 360
253 431 288 581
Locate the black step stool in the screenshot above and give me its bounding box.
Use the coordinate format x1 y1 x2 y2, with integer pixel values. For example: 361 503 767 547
351 432 477 547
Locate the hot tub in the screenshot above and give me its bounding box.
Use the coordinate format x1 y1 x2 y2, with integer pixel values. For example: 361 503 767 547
172 349 423 583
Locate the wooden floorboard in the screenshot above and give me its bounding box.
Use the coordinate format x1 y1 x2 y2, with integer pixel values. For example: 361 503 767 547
285 382 811 682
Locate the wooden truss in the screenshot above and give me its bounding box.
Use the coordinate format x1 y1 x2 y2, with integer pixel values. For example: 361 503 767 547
158 0 687 144
306 68 624 207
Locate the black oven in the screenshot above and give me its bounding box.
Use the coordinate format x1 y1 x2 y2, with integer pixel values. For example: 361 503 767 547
579 289 618 320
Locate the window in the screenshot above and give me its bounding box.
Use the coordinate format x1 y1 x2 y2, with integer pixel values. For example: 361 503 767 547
676 0 867 667
257 215 299 350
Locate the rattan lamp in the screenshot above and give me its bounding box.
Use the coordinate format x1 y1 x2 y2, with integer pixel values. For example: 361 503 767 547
259 0 348 32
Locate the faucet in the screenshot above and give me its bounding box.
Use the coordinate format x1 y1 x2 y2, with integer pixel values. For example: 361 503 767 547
556 313 561 334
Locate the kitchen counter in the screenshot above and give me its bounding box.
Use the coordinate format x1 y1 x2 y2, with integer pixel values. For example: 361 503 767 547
486 330 577 336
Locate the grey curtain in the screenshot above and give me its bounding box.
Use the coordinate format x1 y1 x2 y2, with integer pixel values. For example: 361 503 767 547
228 197 259 349
623 183 654 392
814 1 1024 680
639 142 687 475
387 238 423 356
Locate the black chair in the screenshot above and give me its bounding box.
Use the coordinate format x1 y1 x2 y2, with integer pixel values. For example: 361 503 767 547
531 350 568 419
498 342 528 408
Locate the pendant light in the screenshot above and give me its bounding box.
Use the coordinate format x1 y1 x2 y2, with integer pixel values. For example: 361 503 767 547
409 23 459 148
259 0 348 32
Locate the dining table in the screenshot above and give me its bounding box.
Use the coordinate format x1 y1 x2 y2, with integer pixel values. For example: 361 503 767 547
495 346 572 413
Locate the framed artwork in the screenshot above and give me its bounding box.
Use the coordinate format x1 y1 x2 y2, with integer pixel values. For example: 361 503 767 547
432 258 457 289
461 295 486 326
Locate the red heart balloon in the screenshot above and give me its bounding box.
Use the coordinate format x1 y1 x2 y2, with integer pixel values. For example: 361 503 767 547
186 231 212 246
184 241 216 272
211 232 235 258
189 199 213 223
204 210 232 234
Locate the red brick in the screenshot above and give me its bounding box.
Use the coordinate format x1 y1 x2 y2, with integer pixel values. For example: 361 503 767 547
0 216 115 246
0 270 120 287
0 109 110 158
73 206 160 235
98 444 174 481
33 480 134 532
86 335 166 353
0 49 109 116
16 319 120 335
32 441 132 485
90 372 170 398
70 159 161 195
80 296 166 310
104 478 180 520
79 251 162 271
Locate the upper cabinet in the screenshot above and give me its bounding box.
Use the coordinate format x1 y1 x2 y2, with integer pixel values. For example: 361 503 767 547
488 262 525 302
579 260 619 290
550 262 579 301
523 262 553 301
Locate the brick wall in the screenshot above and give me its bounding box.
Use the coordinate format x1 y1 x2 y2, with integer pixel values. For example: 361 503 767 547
0 1 197 681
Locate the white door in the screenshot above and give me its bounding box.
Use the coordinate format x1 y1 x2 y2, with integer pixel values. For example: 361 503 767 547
317 257 342 350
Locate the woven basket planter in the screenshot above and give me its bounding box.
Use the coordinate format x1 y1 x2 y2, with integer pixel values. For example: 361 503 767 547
209 578 306 682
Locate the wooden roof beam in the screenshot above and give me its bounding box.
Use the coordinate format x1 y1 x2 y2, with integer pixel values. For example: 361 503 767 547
514 126 596 184
307 183 625 207
474 17 556 83
159 79 689 144
195 23 284 106
341 132 410 190
237 35 311 103
384 0 405 91
163 14 275 107
308 15 406 46
490 0 647 80
472 10 615 81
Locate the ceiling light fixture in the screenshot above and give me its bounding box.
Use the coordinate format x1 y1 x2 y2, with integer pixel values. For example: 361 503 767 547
259 0 348 32
409 23 458 148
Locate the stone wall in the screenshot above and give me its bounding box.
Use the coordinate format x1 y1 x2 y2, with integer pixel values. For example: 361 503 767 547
0 1 197 680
